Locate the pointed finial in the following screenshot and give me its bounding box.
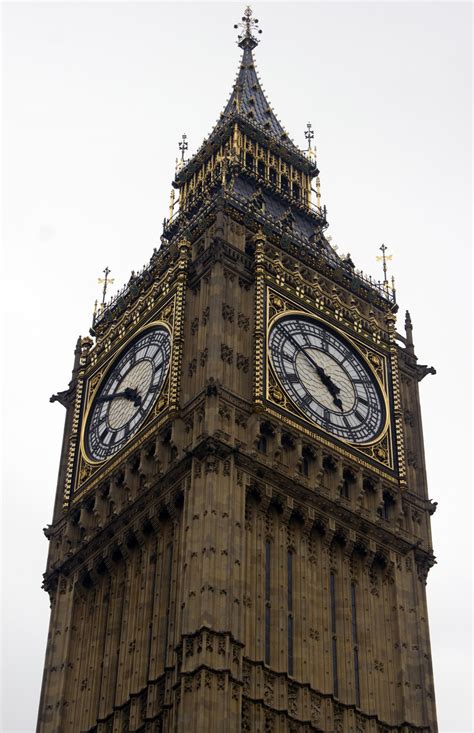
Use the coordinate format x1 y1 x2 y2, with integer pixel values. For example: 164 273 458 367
175 133 188 173
391 275 397 302
375 243 393 287
304 122 314 151
169 188 176 220
97 266 114 306
235 82 243 113
178 133 188 162
234 6 262 49
405 310 414 351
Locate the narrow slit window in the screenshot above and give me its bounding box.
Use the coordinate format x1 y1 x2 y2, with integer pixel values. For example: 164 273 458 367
381 491 394 521
257 434 267 454
330 571 338 698
301 455 309 476
351 582 361 707
288 551 294 676
163 541 173 662
340 479 350 499
265 540 271 665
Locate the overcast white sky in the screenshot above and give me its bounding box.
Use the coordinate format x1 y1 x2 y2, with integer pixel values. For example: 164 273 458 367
1 2 472 731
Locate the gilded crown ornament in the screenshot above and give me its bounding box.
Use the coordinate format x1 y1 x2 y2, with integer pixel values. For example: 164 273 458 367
234 6 262 48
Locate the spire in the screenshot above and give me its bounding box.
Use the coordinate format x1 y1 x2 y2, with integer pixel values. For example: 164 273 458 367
222 8 297 148
173 7 317 189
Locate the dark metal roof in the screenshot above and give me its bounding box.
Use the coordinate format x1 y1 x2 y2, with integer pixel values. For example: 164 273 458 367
220 46 298 151
232 175 332 252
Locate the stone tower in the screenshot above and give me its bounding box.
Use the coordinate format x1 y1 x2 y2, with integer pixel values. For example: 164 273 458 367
37 9 438 732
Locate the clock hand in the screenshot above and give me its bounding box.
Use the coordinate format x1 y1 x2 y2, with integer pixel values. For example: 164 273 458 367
286 333 343 410
96 387 142 407
314 364 343 411
123 387 142 407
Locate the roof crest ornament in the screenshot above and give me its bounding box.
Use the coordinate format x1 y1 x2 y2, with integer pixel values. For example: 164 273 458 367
234 6 262 49
98 266 114 306
305 122 315 152
176 133 188 173
376 243 393 290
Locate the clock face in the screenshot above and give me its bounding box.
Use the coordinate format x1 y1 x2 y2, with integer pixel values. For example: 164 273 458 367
268 315 385 444
85 325 171 461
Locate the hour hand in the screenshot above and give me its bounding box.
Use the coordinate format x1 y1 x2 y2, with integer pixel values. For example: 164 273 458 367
96 387 142 407
122 387 142 406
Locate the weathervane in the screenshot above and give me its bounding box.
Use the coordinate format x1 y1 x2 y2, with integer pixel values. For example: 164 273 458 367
304 122 314 151
376 243 393 287
98 266 114 306
234 6 262 47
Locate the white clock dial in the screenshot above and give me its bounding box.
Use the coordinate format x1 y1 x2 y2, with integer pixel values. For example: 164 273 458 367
268 315 385 444
85 325 171 462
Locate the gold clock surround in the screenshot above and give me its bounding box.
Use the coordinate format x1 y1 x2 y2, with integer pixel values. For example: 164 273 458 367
261 285 396 474
66 285 186 506
79 319 173 467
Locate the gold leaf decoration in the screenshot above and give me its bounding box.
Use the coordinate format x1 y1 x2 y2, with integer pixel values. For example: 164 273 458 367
373 445 387 462
89 372 102 397
155 396 168 415
269 385 284 405
79 460 94 484
269 294 286 320
161 304 174 324
268 371 288 409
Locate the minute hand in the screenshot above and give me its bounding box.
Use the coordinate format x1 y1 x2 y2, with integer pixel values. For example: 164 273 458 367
312 361 343 410
287 334 343 410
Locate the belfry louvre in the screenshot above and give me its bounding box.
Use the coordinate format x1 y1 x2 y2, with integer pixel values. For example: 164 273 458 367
37 8 438 732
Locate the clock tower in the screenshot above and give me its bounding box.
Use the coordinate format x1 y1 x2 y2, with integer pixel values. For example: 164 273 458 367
38 9 438 732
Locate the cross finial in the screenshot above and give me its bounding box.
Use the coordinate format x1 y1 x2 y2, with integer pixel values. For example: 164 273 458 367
234 6 262 49
97 266 115 305
375 243 393 286
305 122 314 151
178 133 188 162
